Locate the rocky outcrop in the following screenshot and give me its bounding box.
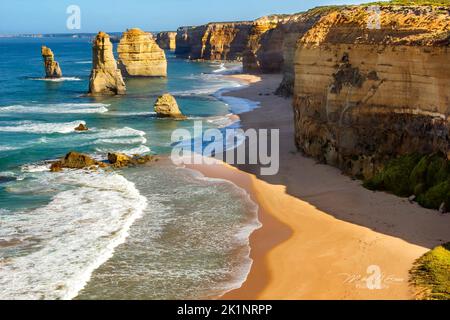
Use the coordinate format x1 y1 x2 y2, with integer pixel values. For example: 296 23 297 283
156 31 177 50
51 151 156 172
175 21 253 60
50 152 106 172
74 123 88 131
292 5 450 179
154 93 186 119
108 152 156 168
88 32 126 95
41 46 62 78
118 28 167 77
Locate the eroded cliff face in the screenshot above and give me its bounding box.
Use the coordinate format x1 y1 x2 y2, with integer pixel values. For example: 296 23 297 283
293 5 450 179
241 8 338 93
156 32 177 50
118 28 167 77
242 15 283 73
175 22 253 60
41 46 62 78
89 32 126 95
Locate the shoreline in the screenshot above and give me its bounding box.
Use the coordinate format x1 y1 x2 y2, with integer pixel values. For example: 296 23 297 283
189 73 450 300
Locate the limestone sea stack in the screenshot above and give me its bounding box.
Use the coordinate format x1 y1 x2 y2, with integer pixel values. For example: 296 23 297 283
154 94 186 119
41 46 62 78
156 32 177 50
88 32 126 95
118 28 167 77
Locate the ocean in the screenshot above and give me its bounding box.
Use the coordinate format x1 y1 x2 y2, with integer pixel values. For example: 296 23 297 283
0 37 260 300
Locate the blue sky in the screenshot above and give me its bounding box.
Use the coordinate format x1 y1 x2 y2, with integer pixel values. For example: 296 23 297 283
0 0 371 34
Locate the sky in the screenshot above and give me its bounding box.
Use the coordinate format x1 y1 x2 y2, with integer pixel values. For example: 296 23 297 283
0 0 371 34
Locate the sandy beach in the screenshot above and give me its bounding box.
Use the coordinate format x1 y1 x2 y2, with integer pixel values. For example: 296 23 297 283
189 74 450 300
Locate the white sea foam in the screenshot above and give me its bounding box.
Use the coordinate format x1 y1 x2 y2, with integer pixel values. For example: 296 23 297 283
95 136 147 145
0 103 109 114
0 170 147 300
29 77 82 82
0 120 86 134
74 61 91 64
0 145 20 152
95 145 151 156
212 63 227 73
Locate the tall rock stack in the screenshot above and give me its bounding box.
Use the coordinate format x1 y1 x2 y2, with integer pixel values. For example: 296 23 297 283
156 32 177 50
292 5 450 179
117 28 167 77
88 32 126 95
41 46 62 79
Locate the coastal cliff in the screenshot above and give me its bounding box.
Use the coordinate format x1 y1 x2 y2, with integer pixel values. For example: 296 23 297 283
175 21 253 60
292 5 450 179
156 31 177 50
41 46 62 78
118 28 167 77
242 15 284 73
89 32 126 95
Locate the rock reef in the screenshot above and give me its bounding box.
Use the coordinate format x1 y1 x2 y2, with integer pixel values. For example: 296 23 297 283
292 5 450 179
156 31 177 50
118 28 167 77
154 93 186 119
41 46 62 78
175 21 253 60
50 151 156 172
88 32 126 95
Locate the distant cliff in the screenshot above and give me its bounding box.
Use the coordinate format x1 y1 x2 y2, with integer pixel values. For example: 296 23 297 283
292 5 450 179
156 32 177 50
175 21 253 60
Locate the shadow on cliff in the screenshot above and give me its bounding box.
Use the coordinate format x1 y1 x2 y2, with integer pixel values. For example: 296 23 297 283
219 78 450 251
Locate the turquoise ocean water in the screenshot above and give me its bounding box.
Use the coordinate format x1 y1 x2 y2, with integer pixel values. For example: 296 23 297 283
0 37 260 299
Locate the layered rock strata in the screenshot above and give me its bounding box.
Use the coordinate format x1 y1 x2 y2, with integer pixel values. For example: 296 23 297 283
118 28 167 77
41 46 62 78
175 22 253 60
156 31 177 50
292 5 450 179
88 32 126 95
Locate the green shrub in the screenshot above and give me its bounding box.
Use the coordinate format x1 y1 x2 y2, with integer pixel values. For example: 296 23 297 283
363 153 450 210
381 154 421 197
417 181 450 209
410 242 450 300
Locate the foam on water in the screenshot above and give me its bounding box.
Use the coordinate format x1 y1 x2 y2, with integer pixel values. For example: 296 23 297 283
0 145 20 152
95 145 151 156
0 120 86 134
28 77 82 82
0 103 109 114
0 169 147 300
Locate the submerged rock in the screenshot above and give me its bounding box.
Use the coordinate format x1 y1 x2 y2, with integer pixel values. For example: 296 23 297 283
154 94 186 120
50 151 107 172
41 46 62 78
88 32 126 95
118 28 167 77
74 123 88 131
